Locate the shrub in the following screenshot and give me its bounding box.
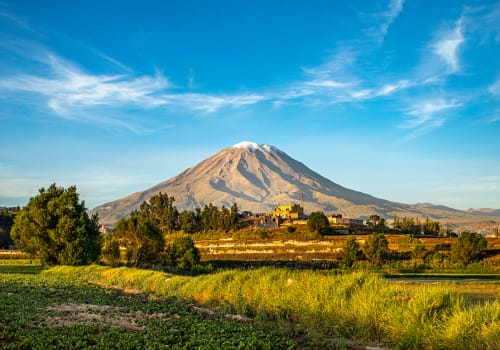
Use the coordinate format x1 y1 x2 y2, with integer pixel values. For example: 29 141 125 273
166 235 201 270
451 231 487 266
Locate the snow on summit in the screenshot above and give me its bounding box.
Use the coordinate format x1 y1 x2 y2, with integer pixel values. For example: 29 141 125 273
232 141 260 150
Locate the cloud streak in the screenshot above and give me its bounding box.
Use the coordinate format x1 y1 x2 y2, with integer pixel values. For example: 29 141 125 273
400 98 461 139
432 18 465 73
0 48 268 131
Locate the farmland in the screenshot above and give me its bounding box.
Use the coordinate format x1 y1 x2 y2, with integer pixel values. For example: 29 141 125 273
0 263 294 349
2 261 499 349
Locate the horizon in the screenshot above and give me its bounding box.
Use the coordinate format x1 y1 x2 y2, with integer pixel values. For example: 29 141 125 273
1 1 499 211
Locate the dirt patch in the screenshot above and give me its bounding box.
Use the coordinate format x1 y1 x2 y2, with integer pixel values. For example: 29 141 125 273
44 303 180 331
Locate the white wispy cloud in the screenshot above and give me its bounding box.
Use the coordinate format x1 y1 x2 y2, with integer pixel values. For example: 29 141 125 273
361 0 405 43
400 98 461 138
377 0 405 41
432 18 465 73
489 78 500 97
0 48 267 130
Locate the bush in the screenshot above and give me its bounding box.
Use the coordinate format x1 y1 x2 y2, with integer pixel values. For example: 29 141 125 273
362 233 389 267
307 211 329 233
166 236 201 270
451 231 487 266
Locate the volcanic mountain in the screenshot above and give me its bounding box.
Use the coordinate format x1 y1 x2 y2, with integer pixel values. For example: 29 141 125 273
93 142 500 232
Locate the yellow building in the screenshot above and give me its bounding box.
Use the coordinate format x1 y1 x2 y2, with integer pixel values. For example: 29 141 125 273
272 204 304 220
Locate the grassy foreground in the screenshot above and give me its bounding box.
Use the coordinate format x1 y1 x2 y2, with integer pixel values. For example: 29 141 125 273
35 265 500 349
0 266 294 349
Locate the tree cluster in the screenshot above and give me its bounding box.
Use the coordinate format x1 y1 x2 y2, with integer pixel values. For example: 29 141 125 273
10 184 101 265
307 211 329 233
393 216 444 235
365 214 386 230
134 193 240 234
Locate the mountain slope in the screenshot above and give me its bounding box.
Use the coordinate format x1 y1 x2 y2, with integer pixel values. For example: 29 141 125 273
92 142 500 232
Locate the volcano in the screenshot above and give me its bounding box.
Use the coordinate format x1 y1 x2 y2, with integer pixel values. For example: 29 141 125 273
92 141 500 233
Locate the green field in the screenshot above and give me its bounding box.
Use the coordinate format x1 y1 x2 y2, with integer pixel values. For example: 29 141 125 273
0 265 295 349
2 263 498 349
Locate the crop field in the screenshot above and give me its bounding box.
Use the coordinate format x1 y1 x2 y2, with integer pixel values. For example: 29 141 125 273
0 265 295 349
1 264 497 349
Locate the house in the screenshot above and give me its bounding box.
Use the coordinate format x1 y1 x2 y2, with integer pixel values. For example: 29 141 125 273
272 204 304 220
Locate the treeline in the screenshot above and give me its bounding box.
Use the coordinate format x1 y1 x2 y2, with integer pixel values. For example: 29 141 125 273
393 216 450 236
130 193 241 234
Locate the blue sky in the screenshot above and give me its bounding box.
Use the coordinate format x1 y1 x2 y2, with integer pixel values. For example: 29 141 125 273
0 0 499 210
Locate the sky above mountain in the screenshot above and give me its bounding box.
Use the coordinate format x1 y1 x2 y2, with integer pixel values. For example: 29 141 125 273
0 0 499 210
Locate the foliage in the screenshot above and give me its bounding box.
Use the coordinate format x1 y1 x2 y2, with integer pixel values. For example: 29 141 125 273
339 237 361 267
166 235 201 270
46 265 500 350
451 231 488 266
114 216 164 266
100 233 121 267
179 210 201 233
10 184 101 266
287 225 297 233
366 214 386 230
0 267 293 349
363 233 389 267
0 207 18 248
307 211 329 233
393 216 442 235
137 192 179 234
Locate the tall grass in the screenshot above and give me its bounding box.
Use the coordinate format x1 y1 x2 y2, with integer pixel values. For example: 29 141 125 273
45 266 500 349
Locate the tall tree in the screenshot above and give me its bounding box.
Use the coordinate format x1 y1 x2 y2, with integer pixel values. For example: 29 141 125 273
340 238 361 267
138 192 179 234
362 233 389 267
451 231 487 266
114 215 164 266
10 184 101 265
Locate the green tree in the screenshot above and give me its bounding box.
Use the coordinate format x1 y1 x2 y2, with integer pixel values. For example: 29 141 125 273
101 233 121 267
166 235 200 270
138 192 179 234
10 184 101 265
0 207 17 248
340 238 361 267
451 231 487 266
363 233 389 267
179 210 201 233
307 211 329 233
114 216 164 266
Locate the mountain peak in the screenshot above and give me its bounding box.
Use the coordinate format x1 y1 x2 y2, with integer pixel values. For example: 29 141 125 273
231 141 278 153
231 141 260 150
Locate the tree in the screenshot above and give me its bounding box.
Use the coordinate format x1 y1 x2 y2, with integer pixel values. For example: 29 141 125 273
0 207 17 249
101 233 121 267
366 214 385 231
165 235 200 270
138 193 179 234
179 210 201 233
307 211 329 233
340 238 361 267
10 184 101 266
114 216 164 266
451 231 487 266
363 233 389 267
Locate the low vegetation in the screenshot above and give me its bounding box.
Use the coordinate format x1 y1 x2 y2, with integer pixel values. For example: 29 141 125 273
0 264 293 349
31 265 500 349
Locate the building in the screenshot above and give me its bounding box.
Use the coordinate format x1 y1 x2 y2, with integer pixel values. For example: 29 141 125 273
328 214 364 226
272 204 304 220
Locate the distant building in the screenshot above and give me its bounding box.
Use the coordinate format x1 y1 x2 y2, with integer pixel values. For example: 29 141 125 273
328 214 363 226
272 204 304 220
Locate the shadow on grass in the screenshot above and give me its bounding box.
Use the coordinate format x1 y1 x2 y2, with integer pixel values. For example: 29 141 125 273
0 265 46 274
